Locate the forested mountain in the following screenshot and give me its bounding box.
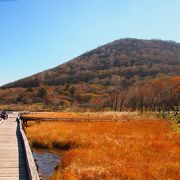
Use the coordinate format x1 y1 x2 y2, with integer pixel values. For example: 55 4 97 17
2 38 180 88
0 38 180 111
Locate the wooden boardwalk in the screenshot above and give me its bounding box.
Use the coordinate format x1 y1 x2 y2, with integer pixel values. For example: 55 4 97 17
0 113 28 180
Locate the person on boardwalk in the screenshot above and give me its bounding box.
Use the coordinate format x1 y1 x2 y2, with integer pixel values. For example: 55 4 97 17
1 110 8 120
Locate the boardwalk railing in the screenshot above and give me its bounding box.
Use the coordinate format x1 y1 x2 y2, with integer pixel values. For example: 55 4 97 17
0 118 4 125
21 117 129 123
18 117 40 180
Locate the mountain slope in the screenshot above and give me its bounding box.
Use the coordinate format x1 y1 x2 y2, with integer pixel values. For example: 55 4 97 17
2 38 180 89
0 38 180 111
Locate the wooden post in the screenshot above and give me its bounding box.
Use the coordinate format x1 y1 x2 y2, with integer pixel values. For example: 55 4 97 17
18 117 40 180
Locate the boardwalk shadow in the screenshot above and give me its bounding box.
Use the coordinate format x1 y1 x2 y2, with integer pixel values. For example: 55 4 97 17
16 118 29 180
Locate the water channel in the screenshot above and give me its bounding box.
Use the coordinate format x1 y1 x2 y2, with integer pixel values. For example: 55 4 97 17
32 148 63 179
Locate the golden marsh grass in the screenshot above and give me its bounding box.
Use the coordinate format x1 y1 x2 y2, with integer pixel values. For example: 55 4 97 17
25 114 180 179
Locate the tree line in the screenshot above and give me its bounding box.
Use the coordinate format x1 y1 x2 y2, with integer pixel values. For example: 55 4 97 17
106 76 179 114
0 76 179 115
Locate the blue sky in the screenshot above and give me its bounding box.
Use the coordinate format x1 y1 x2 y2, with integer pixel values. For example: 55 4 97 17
0 0 180 85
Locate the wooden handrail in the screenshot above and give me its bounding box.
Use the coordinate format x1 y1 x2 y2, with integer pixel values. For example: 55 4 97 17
21 116 129 122
18 117 40 180
0 118 4 125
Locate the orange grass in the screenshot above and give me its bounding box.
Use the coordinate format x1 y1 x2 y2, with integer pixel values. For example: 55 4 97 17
25 118 180 179
22 111 151 121
23 111 129 119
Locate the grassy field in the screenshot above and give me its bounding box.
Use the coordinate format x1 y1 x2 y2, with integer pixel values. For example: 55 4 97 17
22 111 157 121
25 113 180 179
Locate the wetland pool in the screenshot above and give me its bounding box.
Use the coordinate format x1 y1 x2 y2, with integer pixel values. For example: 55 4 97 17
32 148 63 179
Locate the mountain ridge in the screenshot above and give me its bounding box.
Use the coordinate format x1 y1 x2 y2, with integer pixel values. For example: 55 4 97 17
2 38 180 89
0 38 179 111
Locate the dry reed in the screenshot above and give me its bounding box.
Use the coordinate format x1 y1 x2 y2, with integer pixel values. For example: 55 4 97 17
25 115 180 179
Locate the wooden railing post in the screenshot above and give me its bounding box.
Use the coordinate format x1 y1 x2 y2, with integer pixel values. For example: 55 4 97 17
18 116 40 180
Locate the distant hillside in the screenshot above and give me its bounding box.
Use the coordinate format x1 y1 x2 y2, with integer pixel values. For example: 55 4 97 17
0 38 180 111
2 38 180 89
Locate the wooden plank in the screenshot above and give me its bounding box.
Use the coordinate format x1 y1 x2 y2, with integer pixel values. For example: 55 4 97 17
0 114 28 180
0 165 25 168
0 112 40 179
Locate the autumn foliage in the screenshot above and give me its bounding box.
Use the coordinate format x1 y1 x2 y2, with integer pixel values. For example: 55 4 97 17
0 39 179 112
0 76 179 114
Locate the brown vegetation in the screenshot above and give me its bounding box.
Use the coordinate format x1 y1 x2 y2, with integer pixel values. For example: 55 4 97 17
3 39 180 89
0 39 179 112
25 116 180 179
0 76 179 114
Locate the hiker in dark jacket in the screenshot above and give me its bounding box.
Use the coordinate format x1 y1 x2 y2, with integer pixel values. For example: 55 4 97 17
1 111 8 120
